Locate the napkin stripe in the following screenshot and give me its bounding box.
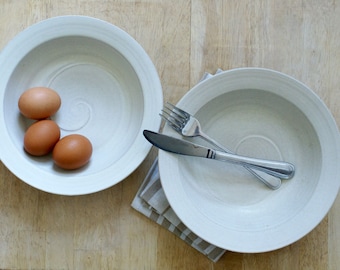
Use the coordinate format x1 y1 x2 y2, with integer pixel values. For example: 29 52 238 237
150 211 160 222
197 239 211 251
140 178 162 201
207 246 225 261
140 170 170 215
161 216 171 228
177 222 187 232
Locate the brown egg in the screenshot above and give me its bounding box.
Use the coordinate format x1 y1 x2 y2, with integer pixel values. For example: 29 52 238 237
53 134 92 170
24 120 60 156
18 87 61 119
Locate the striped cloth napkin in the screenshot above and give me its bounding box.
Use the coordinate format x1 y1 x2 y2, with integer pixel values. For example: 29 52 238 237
131 70 226 262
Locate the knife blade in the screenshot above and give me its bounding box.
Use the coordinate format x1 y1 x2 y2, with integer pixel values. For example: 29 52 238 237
143 130 295 180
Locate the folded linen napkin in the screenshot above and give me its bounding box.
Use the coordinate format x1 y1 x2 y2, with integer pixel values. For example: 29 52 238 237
131 70 226 262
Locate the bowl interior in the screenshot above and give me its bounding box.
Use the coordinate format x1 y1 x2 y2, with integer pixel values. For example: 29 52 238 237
179 89 321 228
5 35 143 175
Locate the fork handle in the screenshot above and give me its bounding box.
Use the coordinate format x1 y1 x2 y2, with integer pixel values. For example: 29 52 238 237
199 132 284 189
213 150 295 180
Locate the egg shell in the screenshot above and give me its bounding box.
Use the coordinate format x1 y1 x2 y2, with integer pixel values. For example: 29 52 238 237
24 120 60 156
18 87 61 119
53 134 92 170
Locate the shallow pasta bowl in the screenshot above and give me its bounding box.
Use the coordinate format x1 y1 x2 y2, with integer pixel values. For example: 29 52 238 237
159 68 340 252
0 16 163 195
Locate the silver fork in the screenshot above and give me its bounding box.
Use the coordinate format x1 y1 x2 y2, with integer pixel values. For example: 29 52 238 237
160 102 285 190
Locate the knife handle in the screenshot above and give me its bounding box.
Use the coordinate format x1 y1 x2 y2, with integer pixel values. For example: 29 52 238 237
212 150 295 180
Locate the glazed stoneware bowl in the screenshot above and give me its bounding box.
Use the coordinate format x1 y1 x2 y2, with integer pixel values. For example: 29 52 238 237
159 68 340 252
0 16 163 195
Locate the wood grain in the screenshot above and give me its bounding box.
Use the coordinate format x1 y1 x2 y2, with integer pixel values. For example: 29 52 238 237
0 1 339 269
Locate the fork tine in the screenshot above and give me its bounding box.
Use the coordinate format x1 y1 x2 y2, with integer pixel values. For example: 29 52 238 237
163 105 187 123
161 109 184 125
159 113 182 132
159 110 183 132
166 102 191 119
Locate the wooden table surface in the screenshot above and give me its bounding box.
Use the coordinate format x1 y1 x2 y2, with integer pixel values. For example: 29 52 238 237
1 1 340 269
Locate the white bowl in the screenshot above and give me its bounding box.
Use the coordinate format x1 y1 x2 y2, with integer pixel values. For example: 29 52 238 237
0 16 163 195
159 68 340 252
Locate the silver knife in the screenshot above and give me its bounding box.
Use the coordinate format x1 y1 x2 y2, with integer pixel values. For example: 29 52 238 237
143 130 295 180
